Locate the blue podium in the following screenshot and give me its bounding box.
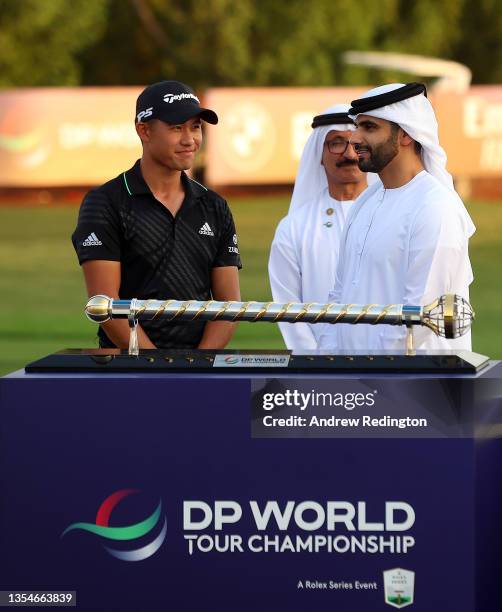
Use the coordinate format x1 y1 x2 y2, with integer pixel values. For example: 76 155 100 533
1 363 502 611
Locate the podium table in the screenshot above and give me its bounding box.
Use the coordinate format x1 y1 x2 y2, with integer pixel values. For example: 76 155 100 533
1 363 502 611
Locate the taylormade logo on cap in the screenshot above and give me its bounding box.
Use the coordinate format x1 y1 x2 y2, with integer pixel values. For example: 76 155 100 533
163 92 200 104
135 80 218 125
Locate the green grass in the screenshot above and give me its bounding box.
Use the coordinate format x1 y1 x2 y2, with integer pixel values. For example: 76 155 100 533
0 197 501 375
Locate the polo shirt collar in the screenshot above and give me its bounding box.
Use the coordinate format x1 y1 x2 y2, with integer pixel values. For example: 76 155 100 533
123 159 206 200
122 160 150 196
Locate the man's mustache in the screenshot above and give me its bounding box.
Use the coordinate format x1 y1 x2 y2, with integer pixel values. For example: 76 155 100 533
336 159 359 168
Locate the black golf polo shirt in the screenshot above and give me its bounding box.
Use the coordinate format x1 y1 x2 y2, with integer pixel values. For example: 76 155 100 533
72 160 242 348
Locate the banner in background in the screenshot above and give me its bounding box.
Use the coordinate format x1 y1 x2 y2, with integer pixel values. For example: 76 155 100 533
205 87 365 186
205 85 502 185
0 86 501 187
0 87 142 187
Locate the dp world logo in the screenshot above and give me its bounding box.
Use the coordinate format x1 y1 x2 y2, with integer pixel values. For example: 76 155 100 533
61 489 167 561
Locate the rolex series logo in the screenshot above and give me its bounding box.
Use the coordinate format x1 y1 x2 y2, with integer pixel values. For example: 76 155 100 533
383 568 415 608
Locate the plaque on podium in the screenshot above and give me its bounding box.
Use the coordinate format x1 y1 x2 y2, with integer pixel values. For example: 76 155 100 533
25 347 490 374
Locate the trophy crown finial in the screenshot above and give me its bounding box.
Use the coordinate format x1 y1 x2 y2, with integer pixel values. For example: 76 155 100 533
422 294 474 339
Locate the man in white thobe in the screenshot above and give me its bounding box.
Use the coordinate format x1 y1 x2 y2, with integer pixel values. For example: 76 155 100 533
269 104 368 350
319 83 475 352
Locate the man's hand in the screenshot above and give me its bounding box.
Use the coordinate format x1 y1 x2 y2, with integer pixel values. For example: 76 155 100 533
198 266 241 349
82 260 156 349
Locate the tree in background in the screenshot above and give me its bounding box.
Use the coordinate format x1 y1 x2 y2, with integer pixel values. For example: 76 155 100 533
79 0 252 87
0 0 501 88
454 0 502 83
79 0 482 87
80 0 467 87
0 0 108 87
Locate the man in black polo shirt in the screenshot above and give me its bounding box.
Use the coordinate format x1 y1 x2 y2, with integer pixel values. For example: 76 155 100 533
72 80 241 349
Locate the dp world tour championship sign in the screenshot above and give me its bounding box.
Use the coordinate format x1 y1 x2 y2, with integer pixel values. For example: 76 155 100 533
182 499 415 556
0 369 501 610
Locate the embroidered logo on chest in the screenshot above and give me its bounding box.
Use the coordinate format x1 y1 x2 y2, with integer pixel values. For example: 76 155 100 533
199 223 215 236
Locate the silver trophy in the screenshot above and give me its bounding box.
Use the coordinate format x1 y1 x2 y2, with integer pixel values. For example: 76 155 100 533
85 293 474 357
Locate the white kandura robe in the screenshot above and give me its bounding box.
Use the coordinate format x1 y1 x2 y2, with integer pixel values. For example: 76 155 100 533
318 171 474 352
269 188 353 350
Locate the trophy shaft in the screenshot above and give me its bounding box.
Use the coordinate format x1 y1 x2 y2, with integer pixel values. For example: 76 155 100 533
86 298 403 325
84 294 473 340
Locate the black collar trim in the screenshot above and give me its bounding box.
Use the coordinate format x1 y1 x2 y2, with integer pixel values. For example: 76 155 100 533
123 160 204 199
311 112 354 129
349 83 427 115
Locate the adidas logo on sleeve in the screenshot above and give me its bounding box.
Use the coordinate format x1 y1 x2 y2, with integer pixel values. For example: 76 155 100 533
198 222 214 236
82 232 103 246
